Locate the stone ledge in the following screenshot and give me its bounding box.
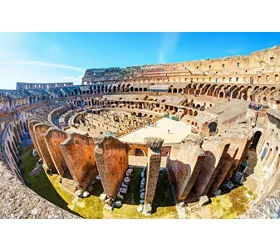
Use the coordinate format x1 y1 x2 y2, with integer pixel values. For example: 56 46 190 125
0 162 80 219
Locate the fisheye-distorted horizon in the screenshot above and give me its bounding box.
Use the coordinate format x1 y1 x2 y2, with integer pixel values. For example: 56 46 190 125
0 32 280 89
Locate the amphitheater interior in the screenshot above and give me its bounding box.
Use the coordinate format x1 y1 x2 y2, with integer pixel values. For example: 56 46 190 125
1 45 280 219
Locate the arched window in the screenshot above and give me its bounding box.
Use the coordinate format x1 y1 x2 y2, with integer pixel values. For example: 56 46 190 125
250 131 262 150
208 122 217 134
260 143 269 161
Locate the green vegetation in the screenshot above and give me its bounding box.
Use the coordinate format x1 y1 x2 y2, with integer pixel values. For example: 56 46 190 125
19 146 255 219
185 185 257 219
19 146 73 213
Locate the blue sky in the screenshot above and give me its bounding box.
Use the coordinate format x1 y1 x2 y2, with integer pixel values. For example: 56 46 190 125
0 32 280 89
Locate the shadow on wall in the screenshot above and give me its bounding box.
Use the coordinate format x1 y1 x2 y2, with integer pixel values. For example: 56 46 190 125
166 159 192 201
19 145 80 217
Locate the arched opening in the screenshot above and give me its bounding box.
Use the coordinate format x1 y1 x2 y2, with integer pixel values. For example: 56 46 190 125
7 140 18 164
135 148 145 156
269 147 279 166
250 131 262 150
264 148 273 165
128 147 147 157
260 143 269 161
13 127 20 143
208 122 217 134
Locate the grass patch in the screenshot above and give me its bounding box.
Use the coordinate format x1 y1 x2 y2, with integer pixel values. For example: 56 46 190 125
19 146 75 214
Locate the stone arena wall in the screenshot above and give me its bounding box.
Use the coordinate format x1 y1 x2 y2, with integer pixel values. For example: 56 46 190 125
1 45 280 218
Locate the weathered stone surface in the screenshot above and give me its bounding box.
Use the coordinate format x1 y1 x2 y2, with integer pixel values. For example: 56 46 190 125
114 200 122 208
199 195 211 207
82 191 90 198
75 189 83 198
144 137 164 152
142 203 152 215
121 182 128 188
61 133 98 190
99 193 107 202
176 201 186 208
213 189 222 197
140 192 145 199
0 162 79 219
120 187 127 194
117 192 123 200
104 204 113 211
126 169 133 175
94 137 128 200
137 204 143 212
124 177 131 184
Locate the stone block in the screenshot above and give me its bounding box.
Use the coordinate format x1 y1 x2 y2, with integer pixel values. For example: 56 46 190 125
199 195 211 207
121 182 128 188
120 187 127 194
124 177 131 184
213 189 222 197
114 200 122 208
137 204 143 212
126 169 133 175
75 190 83 198
140 192 145 199
83 191 90 198
143 203 152 215
117 192 124 200
100 193 107 202
104 204 113 211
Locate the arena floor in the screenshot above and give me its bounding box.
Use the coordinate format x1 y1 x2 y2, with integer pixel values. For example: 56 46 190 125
119 117 191 144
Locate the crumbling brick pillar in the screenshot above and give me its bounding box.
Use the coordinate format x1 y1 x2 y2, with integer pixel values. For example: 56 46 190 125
94 136 128 200
193 139 229 196
144 137 164 205
28 119 41 157
60 132 98 190
210 146 237 194
225 138 251 180
45 128 68 176
33 123 55 171
202 144 231 195
166 134 205 201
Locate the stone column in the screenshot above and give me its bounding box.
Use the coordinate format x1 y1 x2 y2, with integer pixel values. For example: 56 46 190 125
33 123 55 171
94 136 128 200
44 128 68 176
60 132 98 190
143 137 164 214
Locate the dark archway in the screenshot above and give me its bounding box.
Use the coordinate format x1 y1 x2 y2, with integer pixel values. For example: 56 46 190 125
250 131 262 150
208 122 217 134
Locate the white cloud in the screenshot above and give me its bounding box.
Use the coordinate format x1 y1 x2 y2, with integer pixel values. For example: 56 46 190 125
0 63 84 89
0 60 84 72
158 32 180 63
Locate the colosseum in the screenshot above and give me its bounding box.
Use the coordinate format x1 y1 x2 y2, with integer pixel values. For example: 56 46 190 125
1 45 280 219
